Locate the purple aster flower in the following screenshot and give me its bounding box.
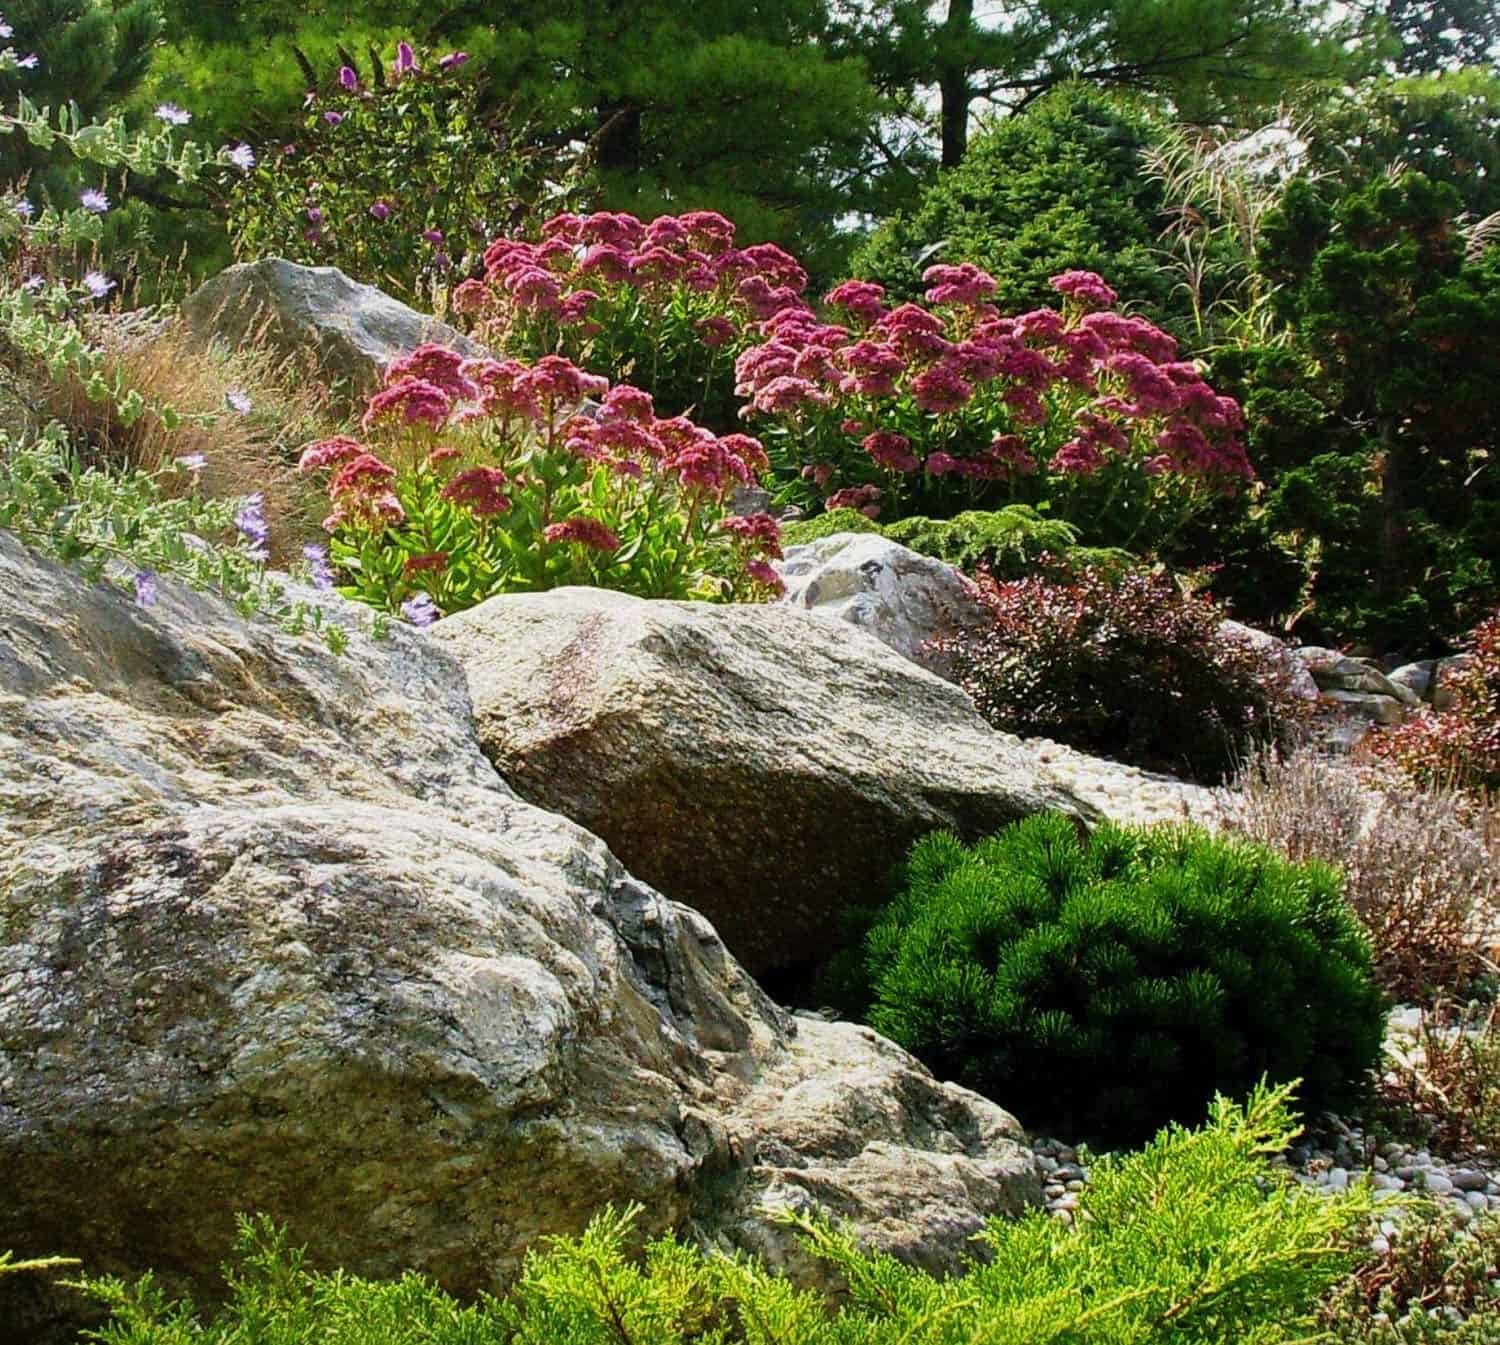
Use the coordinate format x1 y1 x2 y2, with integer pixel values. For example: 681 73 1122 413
438 50 469 70
322 111 343 125
133 570 158 606
82 270 114 299
226 389 252 415
13 198 32 220
154 102 191 126
235 492 270 561
368 200 390 220
301 543 335 591
401 592 440 627
80 188 109 213
22 273 43 292
175 453 208 471
227 143 256 172
16 53 37 69
395 41 417 76
339 64 358 90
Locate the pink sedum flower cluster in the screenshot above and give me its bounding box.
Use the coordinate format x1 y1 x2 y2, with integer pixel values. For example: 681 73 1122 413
734 266 1251 533
295 344 781 619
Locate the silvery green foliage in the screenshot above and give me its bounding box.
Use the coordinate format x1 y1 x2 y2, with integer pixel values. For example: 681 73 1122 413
0 423 357 649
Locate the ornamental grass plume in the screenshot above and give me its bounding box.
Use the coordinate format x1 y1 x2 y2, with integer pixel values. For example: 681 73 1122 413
296 347 782 620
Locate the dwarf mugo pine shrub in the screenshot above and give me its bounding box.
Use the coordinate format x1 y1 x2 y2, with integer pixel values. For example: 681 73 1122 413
860 814 1386 1146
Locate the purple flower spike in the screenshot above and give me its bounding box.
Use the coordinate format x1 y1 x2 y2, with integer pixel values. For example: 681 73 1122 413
438 50 469 70
302 543 335 591
395 41 417 76
339 65 358 90
133 571 159 606
401 592 440 627
235 492 270 561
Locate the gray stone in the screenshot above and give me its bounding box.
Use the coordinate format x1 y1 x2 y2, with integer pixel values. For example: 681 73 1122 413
0 533 1040 1342
179 258 487 405
776 531 994 679
1388 660 1436 702
431 587 1092 976
1322 688 1407 726
1291 647 1421 706
1220 621 1318 699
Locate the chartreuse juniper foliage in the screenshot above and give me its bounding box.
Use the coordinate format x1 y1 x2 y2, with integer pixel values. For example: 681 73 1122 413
857 814 1386 1147
64 1082 1373 1344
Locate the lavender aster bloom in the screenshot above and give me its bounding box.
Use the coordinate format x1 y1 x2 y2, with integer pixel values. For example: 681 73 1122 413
339 64 358 90
82 270 114 299
80 188 109 213
368 200 390 220
235 493 270 561
227 143 256 172
401 592 440 626
16 53 37 69
13 198 32 219
322 111 343 125
226 389 252 414
175 453 208 471
302 543 335 590
0 18 12 38
133 571 158 606
22 273 43 292
154 102 191 126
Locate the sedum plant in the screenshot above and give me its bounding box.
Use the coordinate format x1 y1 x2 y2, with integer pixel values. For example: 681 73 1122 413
855 814 1386 1147
71 1082 1375 1344
297 344 782 623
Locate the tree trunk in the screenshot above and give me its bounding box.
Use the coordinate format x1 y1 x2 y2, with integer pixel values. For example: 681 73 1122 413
938 0 974 167
596 98 643 174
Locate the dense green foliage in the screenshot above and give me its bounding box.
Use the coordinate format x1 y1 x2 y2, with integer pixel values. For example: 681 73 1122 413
1222 172 1500 652
851 88 1176 318
851 815 1385 1146
934 563 1310 781
227 47 587 301
70 1084 1377 1343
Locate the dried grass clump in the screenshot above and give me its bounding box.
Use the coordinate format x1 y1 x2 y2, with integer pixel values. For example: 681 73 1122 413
1219 747 1500 1003
1379 1002 1500 1159
4 311 344 563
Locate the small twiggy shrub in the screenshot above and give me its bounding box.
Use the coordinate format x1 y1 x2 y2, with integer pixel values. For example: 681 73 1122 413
855 814 1385 1147
297 345 782 623
1379 1002 1500 1161
1219 748 1500 1003
932 561 1311 783
72 1084 1376 1344
1324 1201 1500 1341
1373 610 1500 799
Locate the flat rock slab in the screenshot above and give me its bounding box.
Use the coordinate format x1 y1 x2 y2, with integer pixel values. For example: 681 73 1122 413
432 587 1091 978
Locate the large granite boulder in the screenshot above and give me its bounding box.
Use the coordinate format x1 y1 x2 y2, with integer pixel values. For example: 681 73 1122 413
179 258 486 403
0 533 1041 1343
430 587 1091 978
776 531 993 680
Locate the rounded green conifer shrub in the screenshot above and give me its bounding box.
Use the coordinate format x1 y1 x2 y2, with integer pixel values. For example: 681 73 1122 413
861 813 1386 1147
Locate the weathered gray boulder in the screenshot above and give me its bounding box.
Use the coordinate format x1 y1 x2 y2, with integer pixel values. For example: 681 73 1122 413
1389 655 1475 711
776 531 993 679
179 258 486 402
1219 620 1318 700
0 533 1041 1343
1291 646 1421 707
431 587 1091 977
